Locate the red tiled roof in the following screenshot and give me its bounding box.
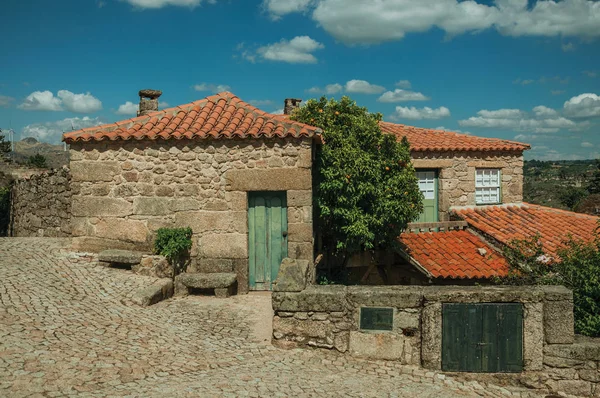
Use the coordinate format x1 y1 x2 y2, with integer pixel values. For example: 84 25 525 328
62 92 321 144
453 204 599 256
399 230 509 279
380 121 530 152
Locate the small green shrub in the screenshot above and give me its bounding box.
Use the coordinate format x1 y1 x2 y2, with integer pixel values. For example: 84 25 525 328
28 154 47 168
0 185 11 236
498 232 600 337
154 227 193 278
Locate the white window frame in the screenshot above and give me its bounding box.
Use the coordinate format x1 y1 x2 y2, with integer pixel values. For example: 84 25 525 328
475 169 501 205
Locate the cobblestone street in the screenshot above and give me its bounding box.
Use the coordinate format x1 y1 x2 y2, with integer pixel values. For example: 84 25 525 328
0 238 549 397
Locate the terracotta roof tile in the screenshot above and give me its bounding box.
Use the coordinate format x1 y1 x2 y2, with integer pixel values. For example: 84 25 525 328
380 121 530 152
399 230 509 279
452 204 598 257
63 92 322 144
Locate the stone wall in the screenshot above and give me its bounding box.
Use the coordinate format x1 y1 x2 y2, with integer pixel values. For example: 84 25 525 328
69 138 314 293
273 284 600 396
411 150 524 220
10 167 72 237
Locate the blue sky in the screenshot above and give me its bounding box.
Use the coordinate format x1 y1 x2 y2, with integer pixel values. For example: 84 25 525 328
1 0 599 160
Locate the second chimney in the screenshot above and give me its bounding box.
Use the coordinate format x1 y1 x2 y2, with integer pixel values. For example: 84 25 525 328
138 89 162 116
284 98 302 115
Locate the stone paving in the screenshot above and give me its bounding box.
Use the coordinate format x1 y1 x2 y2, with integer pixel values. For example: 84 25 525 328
0 238 551 398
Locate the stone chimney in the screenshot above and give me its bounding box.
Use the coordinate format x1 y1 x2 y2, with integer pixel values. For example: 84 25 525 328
284 98 302 115
137 89 162 117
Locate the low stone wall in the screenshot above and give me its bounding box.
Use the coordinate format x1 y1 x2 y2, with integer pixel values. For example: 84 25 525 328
10 167 72 237
272 283 600 397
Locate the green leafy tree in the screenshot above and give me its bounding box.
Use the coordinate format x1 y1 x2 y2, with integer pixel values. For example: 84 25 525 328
588 159 600 195
560 186 589 210
290 96 423 265
28 154 47 168
0 129 11 157
498 232 600 337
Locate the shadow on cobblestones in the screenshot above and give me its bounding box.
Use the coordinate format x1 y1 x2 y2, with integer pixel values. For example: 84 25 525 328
0 238 548 397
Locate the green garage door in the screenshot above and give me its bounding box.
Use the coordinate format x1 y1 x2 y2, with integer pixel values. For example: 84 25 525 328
442 303 523 373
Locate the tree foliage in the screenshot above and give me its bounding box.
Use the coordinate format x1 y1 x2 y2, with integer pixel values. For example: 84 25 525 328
290 96 423 261
588 159 600 195
0 129 11 156
28 154 48 168
560 186 589 210
498 232 600 337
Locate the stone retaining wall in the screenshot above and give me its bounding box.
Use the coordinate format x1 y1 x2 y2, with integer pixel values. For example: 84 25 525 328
411 150 524 220
272 283 600 397
10 167 72 237
69 138 314 293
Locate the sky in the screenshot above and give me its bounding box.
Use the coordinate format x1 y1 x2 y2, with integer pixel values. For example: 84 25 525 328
1 0 599 161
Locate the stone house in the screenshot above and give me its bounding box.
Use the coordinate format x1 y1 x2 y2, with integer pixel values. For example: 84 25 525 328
62 90 599 290
63 91 321 293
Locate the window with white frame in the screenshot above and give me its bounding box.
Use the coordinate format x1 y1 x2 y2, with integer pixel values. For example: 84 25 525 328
475 169 501 204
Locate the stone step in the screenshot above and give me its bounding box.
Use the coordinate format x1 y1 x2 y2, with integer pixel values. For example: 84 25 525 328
175 272 237 298
98 249 145 265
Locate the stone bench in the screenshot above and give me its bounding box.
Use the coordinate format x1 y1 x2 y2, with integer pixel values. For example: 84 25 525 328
175 273 237 298
98 249 144 268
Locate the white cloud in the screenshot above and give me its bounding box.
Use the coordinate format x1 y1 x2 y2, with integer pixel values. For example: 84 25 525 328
0 95 15 107
561 42 575 52
249 99 274 107
307 83 343 95
18 90 102 113
255 36 324 64
513 78 535 85
273 0 600 45
116 101 139 115
551 90 566 96
344 79 385 94
57 90 102 113
459 106 579 133
271 108 284 115
263 0 313 19
22 117 103 144
436 126 472 135
391 106 450 120
378 89 429 103
532 105 558 118
563 93 600 118
193 83 231 93
123 0 214 9
395 80 411 89
18 91 63 111
581 142 594 148
583 70 597 78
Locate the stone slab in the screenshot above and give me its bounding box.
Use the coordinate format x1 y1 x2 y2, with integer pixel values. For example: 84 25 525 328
98 249 144 264
176 272 237 289
273 258 310 292
347 286 424 308
131 279 174 307
226 168 311 191
544 299 575 344
272 285 347 312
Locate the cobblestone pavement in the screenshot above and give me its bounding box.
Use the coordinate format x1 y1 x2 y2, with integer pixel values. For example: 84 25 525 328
0 238 549 398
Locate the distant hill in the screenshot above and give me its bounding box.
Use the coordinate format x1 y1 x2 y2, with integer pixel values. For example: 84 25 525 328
8 138 69 169
524 159 598 214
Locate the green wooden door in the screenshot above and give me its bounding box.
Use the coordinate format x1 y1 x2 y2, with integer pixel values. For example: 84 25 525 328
248 191 288 291
416 170 438 223
442 303 523 373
